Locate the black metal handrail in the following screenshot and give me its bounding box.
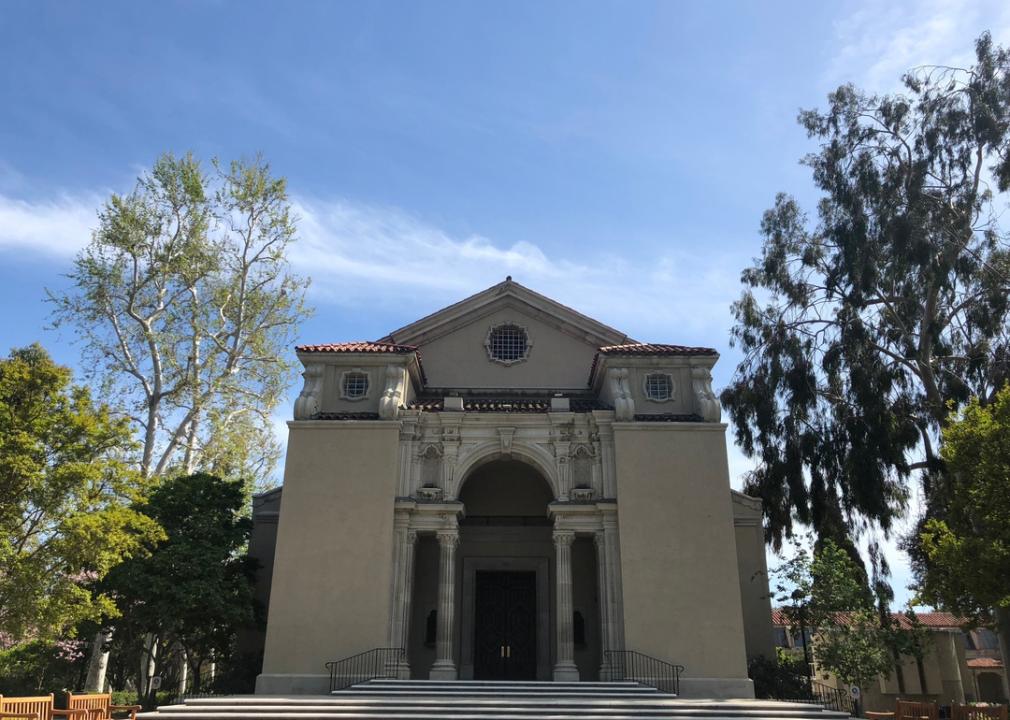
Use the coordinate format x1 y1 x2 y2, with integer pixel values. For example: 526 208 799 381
605 649 684 695
777 676 855 715
325 647 407 692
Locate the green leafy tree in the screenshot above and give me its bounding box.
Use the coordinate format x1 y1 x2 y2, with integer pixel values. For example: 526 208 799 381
909 382 1010 686
100 473 258 705
0 344 162 642
721 33 1010 551
773 538 922 692
49 152 310 490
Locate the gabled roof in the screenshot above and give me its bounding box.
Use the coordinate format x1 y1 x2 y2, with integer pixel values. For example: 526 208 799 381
378 277 633 348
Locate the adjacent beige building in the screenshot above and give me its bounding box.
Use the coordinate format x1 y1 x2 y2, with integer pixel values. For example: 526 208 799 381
773 611 1009 709
255 279 773 697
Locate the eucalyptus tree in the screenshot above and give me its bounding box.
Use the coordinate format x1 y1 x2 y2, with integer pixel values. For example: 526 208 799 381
722 33 1010 550
50 153 310 488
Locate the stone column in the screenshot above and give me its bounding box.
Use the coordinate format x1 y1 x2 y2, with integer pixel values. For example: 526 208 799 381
553 529 580 681
387 523 418 678
430 529 460 679
594 531 612 680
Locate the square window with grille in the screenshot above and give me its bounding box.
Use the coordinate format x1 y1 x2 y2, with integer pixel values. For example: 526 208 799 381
487 324 529 363
645 373 672 401
342 371 369 399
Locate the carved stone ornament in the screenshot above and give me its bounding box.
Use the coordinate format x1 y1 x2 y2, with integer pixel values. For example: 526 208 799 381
607 367 635 421
419 443 444 460
498 427 516 457
416 486 444 501
691 366 722 422
293 362 324 420
570 486 596 502
378 365 404 420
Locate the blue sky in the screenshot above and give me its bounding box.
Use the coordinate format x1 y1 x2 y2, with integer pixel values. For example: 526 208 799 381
2 0 1008 606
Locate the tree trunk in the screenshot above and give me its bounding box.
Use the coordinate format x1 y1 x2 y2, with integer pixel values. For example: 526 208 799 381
177 646 189 696
140 634 158 697
84 628 113 692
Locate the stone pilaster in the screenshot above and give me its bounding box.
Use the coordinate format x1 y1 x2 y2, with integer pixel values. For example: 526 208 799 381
387 518 417 678
430 529 460 679
602 512 626 655
553 529 579 681
594 531 612 680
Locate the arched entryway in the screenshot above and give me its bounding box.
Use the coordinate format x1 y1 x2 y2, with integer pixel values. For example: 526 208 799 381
457 460 555 681
976 671 1006 703
405 458 602 681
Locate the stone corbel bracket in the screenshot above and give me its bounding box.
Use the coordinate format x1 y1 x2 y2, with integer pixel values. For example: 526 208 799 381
379 364 406 420
293 362 324 420
607 368 635 421
690 364 721 422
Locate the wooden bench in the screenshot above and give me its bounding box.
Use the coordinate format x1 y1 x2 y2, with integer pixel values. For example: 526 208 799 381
898 700 941 720
66 694 142 720
867 699 941 720
952 705 1008 720
0 695 88 720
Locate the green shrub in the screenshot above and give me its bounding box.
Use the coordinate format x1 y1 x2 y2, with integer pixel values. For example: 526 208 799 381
748 654 812 700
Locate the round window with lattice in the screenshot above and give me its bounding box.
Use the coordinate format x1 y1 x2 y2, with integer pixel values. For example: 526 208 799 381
485 323 531 365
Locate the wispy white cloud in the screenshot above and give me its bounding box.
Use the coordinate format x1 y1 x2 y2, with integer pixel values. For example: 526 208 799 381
291 196 748 343
827 0 1010 93
0 193 98 258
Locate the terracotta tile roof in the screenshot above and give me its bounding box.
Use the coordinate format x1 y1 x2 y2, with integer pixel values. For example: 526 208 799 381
588 342 719 385
407 397 607 413
633 413 704 422
772 609 968 630
296 341 418 353
313 412 381 420
967 657 1003 668
597 343 719 356
901 612 965 629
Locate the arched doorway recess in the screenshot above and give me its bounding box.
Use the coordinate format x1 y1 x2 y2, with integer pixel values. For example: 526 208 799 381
394 451 623 683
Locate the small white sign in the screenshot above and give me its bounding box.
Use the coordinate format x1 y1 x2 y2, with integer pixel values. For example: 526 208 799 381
150 676 162 690
850 685 861 698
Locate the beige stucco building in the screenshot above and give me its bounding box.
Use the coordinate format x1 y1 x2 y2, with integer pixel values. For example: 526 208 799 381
254 278 773 698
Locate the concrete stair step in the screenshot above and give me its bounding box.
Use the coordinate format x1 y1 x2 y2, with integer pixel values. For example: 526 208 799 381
173 699 839 714
147 714 848 720
137 681 851 720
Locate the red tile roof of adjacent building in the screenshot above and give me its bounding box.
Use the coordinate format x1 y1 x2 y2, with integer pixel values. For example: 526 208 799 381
296 341 418 353
772 609 967 630
967 657 1004 668
597 343 719 356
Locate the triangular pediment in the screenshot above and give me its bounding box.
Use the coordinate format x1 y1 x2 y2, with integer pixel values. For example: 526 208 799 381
379 278 634 348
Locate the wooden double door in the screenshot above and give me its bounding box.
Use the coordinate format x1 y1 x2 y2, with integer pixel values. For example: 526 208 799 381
473 570 537 680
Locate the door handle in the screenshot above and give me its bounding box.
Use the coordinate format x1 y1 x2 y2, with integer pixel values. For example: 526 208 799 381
506 645 511 658
500 645 505 658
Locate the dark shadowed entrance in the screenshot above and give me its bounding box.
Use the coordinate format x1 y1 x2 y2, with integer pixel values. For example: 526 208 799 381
474 570 537 680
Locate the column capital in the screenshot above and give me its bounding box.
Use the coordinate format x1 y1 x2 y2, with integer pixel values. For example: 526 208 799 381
406 528 419 544
593 530 605 549
436 528 460 548
552 528 576 547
